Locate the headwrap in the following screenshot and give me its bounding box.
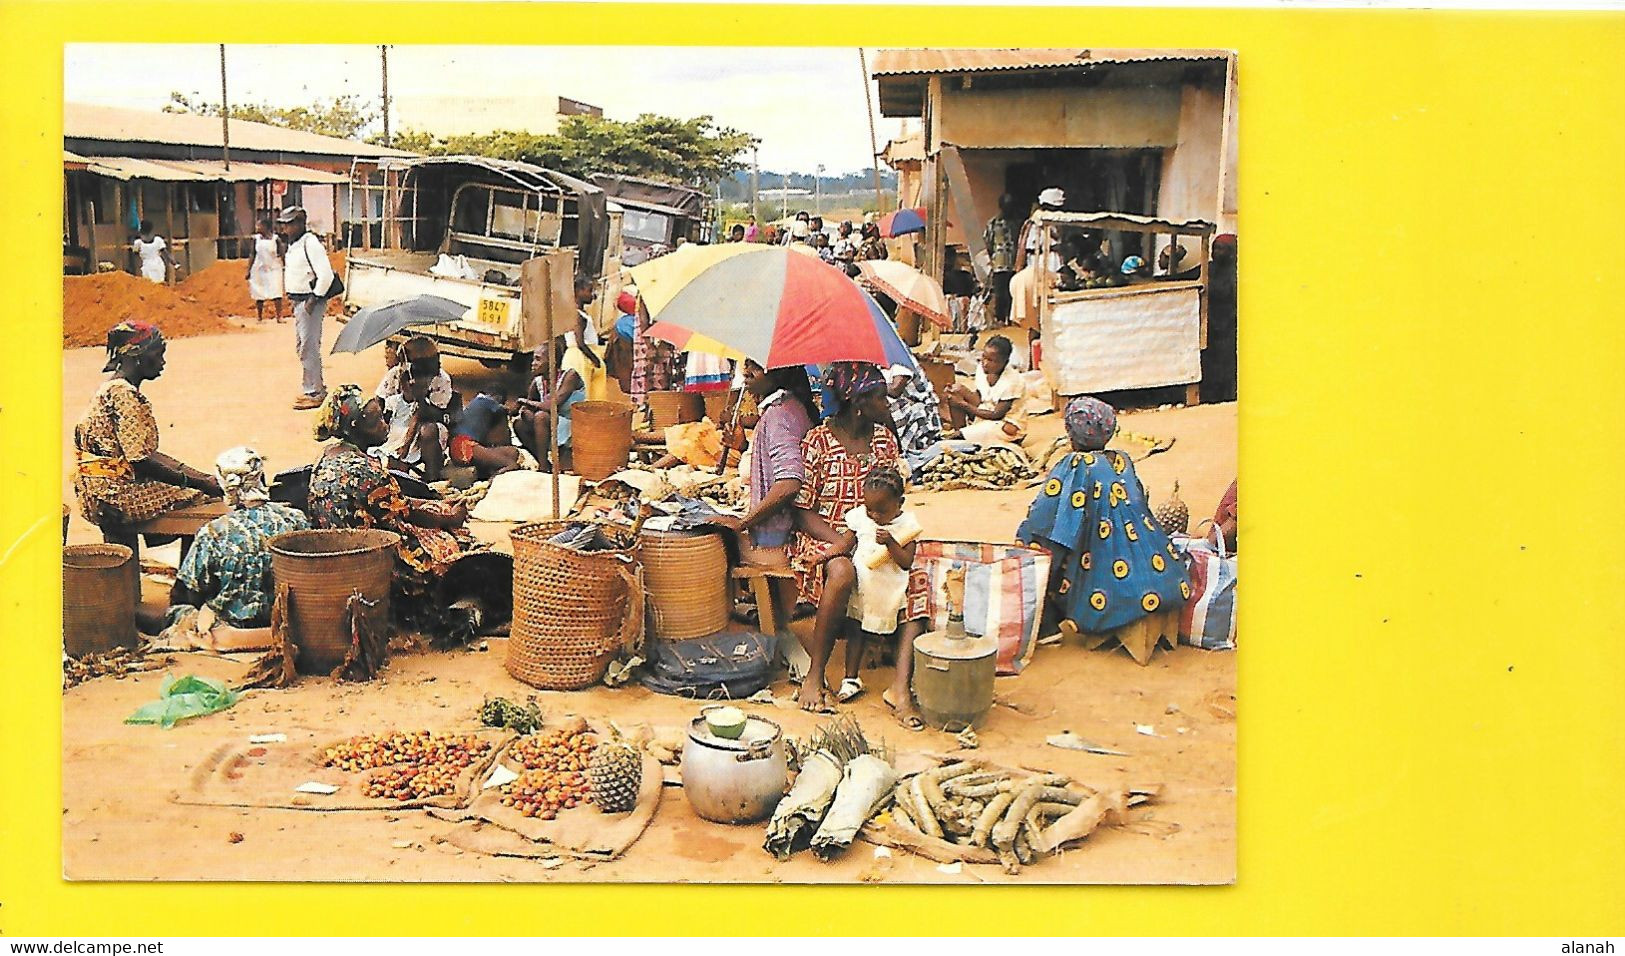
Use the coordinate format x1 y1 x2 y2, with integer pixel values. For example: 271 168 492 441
215 446 270 509
616 291 638 317
823 362 886 413
314 384 368 443
1120 255 1145 275
1038 187 1066 208
1064 396 1117 451
102 321 163 372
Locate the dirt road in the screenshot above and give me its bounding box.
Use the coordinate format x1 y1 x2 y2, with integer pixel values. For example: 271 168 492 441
61 320 1236 884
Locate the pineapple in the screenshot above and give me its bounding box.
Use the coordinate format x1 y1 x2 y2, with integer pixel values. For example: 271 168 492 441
1154 480 1191 534
586 735 643 813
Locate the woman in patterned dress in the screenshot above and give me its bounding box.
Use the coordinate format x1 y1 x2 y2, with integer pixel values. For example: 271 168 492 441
1016 397 1189 637
306 384 484 626
73 322 222 553
787 363 931 713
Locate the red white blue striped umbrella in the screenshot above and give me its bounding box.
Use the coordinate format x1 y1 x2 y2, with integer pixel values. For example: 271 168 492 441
878 206 927 238
643 247 914 370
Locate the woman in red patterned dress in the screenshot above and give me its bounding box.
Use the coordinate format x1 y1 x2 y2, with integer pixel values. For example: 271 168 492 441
787 363 930 713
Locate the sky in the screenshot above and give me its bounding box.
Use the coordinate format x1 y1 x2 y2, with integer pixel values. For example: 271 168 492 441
63 44 913 175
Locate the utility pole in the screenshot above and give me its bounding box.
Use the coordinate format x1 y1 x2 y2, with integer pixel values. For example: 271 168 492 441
218 44 231 173
751 146 759 224
815 164 824 218
859 48 883 213
379 45 392 147
782 173 788 221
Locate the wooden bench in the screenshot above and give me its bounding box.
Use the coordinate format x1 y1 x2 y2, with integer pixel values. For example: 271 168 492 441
730 565 796 635
126 499 229 566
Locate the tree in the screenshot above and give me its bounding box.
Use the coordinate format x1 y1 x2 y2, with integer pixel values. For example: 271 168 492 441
388 113 758 187
164 92 377 140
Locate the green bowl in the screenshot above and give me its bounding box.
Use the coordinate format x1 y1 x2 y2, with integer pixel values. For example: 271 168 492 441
705 707 748 740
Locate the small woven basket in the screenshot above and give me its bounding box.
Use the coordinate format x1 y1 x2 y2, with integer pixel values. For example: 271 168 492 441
647 391 703 429
637 529 730 640
63 543 138 657
570 401 635 481
507 520 644 690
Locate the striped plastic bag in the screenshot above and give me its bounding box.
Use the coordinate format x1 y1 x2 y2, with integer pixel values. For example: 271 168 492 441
1173 527 1237 651
915 541 1052 675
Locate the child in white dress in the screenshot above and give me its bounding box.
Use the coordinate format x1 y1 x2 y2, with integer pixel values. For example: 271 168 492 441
835 469 923 703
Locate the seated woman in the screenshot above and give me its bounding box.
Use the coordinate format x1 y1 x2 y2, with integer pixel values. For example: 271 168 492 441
944 334 1027 446
787 363 931 715
517 316 606 472
307 385 483 629
374 336 456 482
73 321 222 559
166 447 309 647
881 361 945 469
709 361 818 667
1016 397 1190 649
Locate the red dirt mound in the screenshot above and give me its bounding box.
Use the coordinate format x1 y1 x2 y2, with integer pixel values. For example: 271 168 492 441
178 255 347 319
63 272 241 349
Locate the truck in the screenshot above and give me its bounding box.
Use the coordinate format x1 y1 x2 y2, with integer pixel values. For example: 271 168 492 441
341 156 621 368
588 173 710 267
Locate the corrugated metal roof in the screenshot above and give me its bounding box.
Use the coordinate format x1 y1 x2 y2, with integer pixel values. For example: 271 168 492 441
871 48 1231 77
1037 210 1215 234
64 102 413 159
72 156 351 184
879 132 925 165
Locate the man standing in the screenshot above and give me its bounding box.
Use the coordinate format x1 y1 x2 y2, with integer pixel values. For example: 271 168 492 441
573 276 601 346
981 194 1022 324
277 206 336 410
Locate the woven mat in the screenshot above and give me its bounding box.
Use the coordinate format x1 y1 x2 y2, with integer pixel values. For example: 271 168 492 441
172 727 513 812
426 747 662 861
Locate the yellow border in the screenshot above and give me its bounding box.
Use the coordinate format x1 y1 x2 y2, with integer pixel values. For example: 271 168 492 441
6 3 1625 935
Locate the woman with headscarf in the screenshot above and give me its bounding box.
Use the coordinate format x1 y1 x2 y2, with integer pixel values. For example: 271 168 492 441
306 384 482 625
1016 397 1189 641
168 447 309 639
73 321 222 553
786 362 930 713
881 362 945 468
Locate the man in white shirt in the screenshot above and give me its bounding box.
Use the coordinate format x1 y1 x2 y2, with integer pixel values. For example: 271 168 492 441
277 206 337 410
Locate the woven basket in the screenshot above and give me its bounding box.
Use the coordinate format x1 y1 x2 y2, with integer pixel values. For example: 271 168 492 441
637 529 730 640
570 401 634 481
269 529 398 675
508 520 644 690
701 391 732 425
63 544 138 657
648 391 703 428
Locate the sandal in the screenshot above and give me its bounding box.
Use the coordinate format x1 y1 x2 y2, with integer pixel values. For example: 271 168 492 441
882 690 926 732
836 677 865 703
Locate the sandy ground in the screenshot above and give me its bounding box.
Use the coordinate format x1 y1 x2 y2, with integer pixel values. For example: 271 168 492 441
61 319 1236 884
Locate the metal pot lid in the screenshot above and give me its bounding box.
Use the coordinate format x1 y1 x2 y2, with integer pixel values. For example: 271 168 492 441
687 714 782 751
915 630 1000 660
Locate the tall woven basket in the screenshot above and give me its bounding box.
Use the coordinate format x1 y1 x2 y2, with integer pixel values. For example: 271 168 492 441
637 529 730 640
63 543 138 657
508 521 644 690
269 529 398 675
570 401 634 480
647 390 703 428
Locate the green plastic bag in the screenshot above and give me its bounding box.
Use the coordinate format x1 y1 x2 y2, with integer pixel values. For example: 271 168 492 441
124 674 240 729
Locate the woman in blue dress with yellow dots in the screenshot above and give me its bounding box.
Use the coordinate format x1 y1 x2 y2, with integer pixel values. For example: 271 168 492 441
1017 397 1189 658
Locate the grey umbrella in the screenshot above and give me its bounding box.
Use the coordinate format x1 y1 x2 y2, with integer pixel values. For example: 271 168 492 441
330 295 470 354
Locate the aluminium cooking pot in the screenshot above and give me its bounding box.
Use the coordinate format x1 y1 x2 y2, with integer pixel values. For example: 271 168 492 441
681 707 787 824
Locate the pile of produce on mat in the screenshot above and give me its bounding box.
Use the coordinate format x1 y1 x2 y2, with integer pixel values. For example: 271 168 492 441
321 731 495 800
766 716 897 862
498 718 644 818
910 446 1037 491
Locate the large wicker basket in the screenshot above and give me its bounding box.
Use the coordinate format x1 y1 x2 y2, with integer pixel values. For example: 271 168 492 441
269 529 398 675
570 401 634 481
637 528 730 641
63 543 138 657
507 520 644 690
647 390 703 429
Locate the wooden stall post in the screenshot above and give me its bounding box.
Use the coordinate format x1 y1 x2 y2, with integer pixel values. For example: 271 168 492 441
164 184 179 286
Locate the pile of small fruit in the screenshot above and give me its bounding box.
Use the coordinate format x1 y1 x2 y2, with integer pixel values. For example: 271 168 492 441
499 723 600 820
320 730 494 801
63 648 168 689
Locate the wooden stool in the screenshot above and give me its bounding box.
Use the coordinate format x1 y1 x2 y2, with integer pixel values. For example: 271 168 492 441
1068 608 1181 666
127 499 228 567
730 565 796 635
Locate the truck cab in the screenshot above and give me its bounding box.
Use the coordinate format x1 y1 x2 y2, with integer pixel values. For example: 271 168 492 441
342 156 617 366
588 173 710 267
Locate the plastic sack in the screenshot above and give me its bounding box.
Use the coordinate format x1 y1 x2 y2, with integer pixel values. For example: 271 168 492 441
124 674 240 729
664 420 723 469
